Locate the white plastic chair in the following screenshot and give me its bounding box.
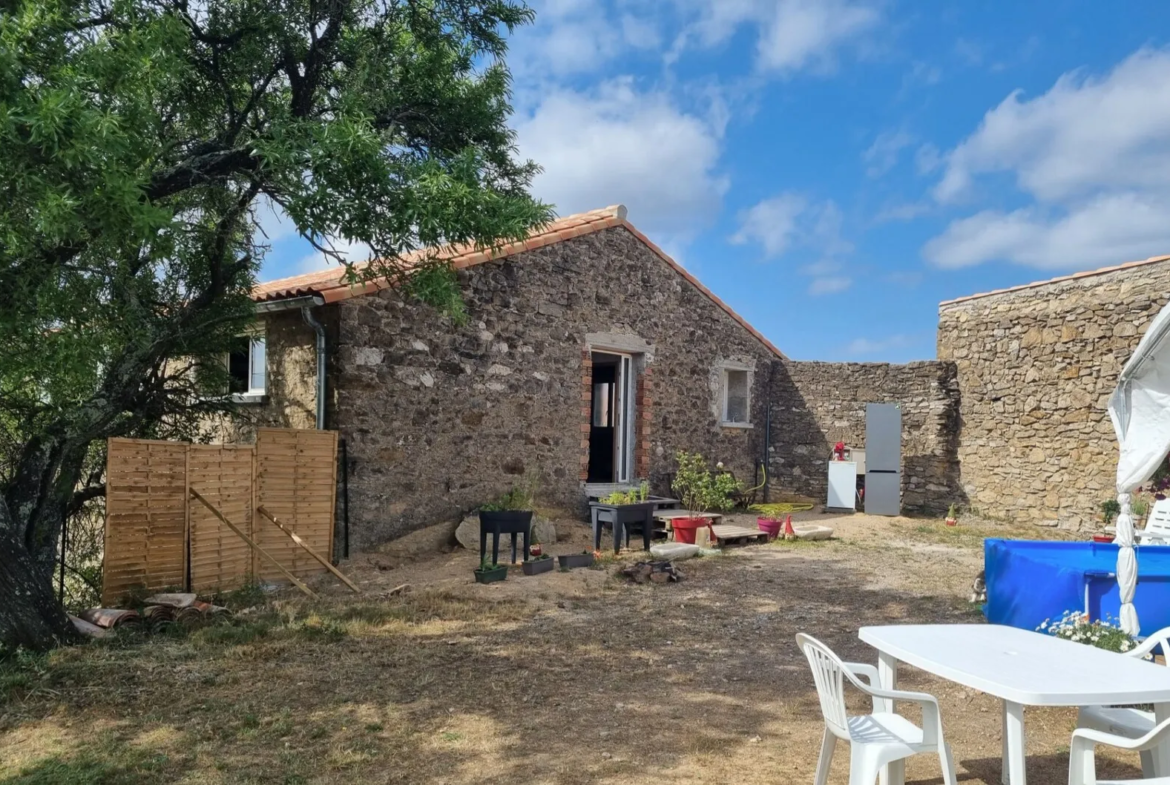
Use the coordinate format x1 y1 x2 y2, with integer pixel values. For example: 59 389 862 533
1078 627 1170 777
796 633 958 785
1139 500 1170 545
1069 716 1170 784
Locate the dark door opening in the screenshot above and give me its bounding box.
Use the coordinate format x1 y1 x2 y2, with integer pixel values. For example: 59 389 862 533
587 356 617 482
587 352 634 483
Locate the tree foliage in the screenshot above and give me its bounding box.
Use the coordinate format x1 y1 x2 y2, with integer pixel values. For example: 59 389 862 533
0 0 550 650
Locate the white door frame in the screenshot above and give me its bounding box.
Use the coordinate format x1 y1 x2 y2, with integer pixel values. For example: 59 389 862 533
591 349 637 485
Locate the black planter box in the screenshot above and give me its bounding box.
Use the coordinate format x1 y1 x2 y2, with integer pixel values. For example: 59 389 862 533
521 557 555 576
557 553 595 569
479 510 533 533
478 510 533 565
474 565 508 584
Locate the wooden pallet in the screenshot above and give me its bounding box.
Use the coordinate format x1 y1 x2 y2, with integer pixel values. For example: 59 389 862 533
653 510 723 526
710 524 768 544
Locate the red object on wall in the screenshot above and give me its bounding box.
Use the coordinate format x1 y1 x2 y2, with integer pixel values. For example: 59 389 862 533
833 441 846 461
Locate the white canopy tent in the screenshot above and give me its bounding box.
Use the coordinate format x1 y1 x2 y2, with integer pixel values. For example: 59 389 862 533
1108 301 1170 636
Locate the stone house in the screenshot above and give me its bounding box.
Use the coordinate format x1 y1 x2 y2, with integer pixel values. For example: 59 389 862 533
240 205 963 550
241 203 1166 544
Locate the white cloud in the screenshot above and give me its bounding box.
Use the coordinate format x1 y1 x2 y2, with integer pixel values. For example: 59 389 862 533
510 0 637 79
926 48 1170 270
954 38 983 67
846 333 915 356
873 201 931 224
936 48 1170 204
672 0 880 75
297 237 371 274
808 275 852 295
923 193 1170 270
864 130 915 178
252 196 298 244
915 143 942 175
731 193 853 294
620 13 661 50
729 193 808 256
515 78 728 235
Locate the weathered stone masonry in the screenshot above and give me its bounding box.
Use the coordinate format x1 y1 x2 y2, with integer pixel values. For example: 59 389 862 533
314 226 779 550
938 258 1170 529
769 360 961 515
253 226 971 547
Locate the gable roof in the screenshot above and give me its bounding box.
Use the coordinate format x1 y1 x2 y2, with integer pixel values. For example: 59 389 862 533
940 253 1170 307
252 205 786 359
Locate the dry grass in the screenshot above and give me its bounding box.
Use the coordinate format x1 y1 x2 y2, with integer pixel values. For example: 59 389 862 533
0 512 1144 784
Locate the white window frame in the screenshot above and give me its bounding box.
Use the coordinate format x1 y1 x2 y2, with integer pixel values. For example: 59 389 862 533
719 365 753 428
227 332 266 399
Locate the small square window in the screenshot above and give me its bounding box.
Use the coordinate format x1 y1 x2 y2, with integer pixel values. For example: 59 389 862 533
723 369 750 424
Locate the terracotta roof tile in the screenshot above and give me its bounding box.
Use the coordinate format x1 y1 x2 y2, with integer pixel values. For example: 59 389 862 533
251 204 785 359
252 206 627 302
940 254 1170 307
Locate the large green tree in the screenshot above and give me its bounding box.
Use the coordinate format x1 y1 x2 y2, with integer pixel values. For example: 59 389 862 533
0 0 550 650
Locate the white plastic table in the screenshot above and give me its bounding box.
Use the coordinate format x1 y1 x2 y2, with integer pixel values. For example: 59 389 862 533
859 624 1170 785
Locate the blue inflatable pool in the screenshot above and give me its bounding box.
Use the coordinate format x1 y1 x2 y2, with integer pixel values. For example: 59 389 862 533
985 539 1170 636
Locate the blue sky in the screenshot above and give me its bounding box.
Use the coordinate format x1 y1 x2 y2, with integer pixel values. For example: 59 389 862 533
258 0 1170 362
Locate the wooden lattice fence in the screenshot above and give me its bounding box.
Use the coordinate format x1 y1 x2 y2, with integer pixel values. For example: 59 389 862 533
103 429 338 604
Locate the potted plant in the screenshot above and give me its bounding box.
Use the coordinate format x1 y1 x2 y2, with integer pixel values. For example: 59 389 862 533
593 481 657 552
474 554 508 584
1038 611 1140 654
557 551 596 569
670 452 738 544
522 553 554 576
1095 498 1122 543
757 515 782 540
945 504 958 527
479 484 535 562
529 528 543 559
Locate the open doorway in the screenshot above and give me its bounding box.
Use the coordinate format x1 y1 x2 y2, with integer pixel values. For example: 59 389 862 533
587 352 635 483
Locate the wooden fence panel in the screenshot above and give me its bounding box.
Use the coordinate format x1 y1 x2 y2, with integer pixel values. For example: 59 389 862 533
254 428 338 581
188 445 255 592
103 438 188 604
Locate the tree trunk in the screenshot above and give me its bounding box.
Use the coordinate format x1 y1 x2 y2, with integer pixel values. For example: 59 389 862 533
0 504 79 651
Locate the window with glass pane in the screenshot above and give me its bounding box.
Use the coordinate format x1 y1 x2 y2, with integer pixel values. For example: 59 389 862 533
227 335 265 394
724 370 749 423
250 338 266 392
227 337 250 393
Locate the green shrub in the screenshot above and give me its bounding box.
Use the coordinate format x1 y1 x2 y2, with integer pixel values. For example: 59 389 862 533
671 452 741 513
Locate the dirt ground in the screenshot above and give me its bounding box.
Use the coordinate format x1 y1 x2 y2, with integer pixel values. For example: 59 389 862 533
0 510 1141 785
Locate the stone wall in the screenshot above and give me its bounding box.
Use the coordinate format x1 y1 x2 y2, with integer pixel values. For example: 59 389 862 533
769 361 961 513
938 259 1170 529
314 226 779 549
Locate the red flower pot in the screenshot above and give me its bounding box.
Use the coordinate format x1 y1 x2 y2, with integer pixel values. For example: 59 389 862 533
673 517 713 545
1092 534 1114 544
757 517 782 540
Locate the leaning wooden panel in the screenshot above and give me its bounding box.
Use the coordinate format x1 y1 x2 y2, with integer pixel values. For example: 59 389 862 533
103 438 188 604
189 444 255 592
254 428 338 581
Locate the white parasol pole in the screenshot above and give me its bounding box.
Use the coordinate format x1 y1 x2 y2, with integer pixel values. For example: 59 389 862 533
1114 491 1139 635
